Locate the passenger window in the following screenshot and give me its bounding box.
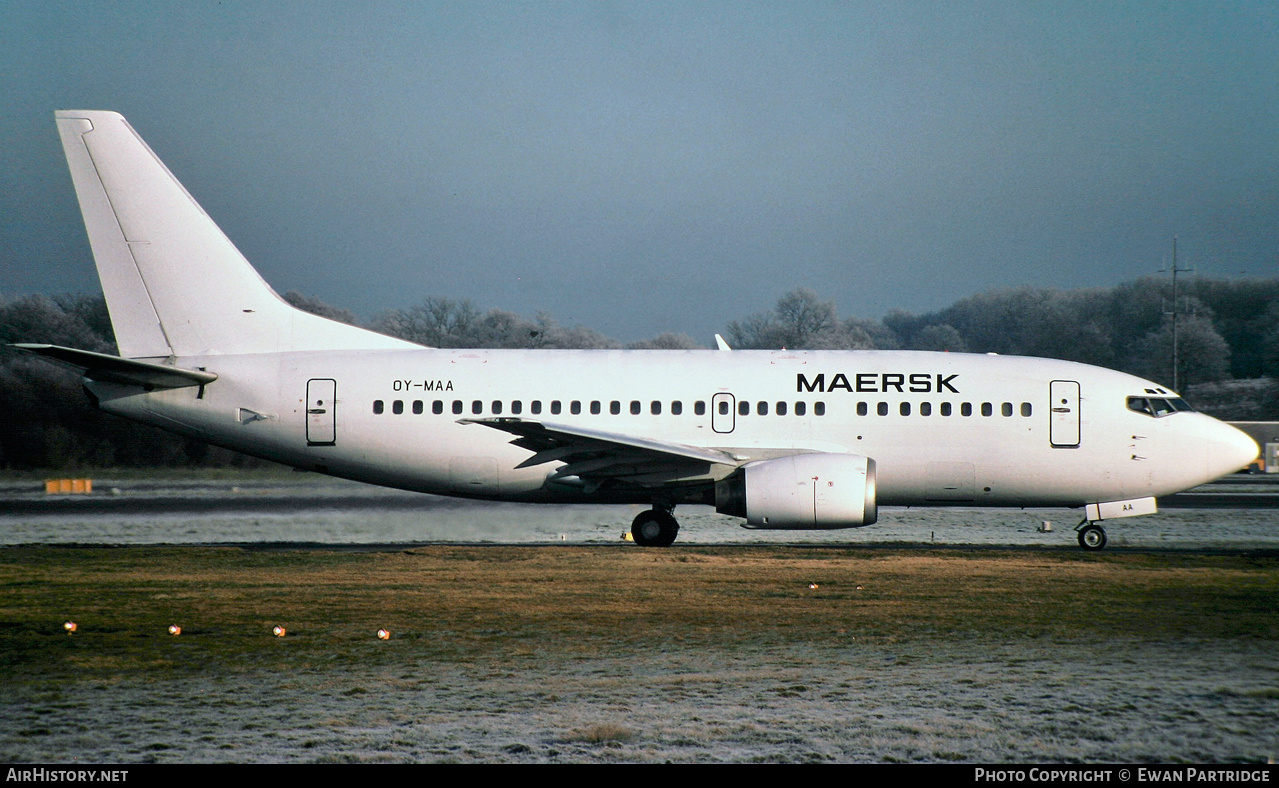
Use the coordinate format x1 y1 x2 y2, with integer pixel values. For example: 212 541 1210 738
472 400 482 415
672 401 683 415
738 401 749 416
961 402 972 417
373 400 384 414
492 400 503 415
757 401 768 416
413 400 423 414
776 401 788 416
452 400 463 415
900 402 911 416
511 401 522 415
531 401 542 415
571 401 582 415
433 400 443 415
631 401 641 415
610 401 620 415
719 401 729 416
1002 402 1013 417
795 401 807 416
981 402 993 417
856 402 867 416
1021 402 1032 417
551 401 562 415
590 401 601 415
877 402 888 416
815 402 826 416
651 401 661 415
695 401 706 416
393 400 404 415
920 402 932 416
941 402 952 416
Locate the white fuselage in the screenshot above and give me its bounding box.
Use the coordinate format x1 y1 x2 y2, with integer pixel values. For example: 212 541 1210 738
43 110 1261 546
89 347 1253 511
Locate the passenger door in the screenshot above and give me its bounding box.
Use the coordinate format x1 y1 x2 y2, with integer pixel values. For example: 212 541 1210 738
306 378 337 446
1049 380 1080 448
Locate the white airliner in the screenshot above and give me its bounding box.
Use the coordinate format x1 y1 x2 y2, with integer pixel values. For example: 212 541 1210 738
16 111 1259 550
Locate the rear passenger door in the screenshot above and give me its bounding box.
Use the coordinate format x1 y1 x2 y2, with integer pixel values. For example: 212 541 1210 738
306 378 337 446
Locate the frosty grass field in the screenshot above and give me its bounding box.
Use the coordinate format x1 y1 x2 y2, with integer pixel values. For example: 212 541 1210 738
1 472 1276 763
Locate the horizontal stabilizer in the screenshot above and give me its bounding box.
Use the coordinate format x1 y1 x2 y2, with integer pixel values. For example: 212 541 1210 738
10 344 217 389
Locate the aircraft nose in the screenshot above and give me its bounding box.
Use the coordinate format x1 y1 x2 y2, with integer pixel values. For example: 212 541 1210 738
1206 420 1259 479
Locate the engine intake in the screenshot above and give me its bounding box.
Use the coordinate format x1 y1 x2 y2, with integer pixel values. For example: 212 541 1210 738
715 453 877 529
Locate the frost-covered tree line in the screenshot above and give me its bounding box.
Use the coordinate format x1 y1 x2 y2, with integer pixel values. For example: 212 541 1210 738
728 281 1279 389
2 278 1277 468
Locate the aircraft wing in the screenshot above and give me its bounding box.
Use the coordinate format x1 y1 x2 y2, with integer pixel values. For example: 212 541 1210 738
460 417 738 488
10 344 218 389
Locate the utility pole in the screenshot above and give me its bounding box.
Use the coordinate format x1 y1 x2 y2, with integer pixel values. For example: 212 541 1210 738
1161 236 1194 391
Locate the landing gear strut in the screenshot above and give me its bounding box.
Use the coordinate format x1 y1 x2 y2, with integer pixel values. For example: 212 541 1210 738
1076 520 1107 551
631 505 679 547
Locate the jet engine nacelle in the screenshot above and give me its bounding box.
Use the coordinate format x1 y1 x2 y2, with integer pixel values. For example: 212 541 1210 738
715 453 878 529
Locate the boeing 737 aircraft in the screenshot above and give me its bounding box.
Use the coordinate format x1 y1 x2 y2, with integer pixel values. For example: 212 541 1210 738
16 111 1259 549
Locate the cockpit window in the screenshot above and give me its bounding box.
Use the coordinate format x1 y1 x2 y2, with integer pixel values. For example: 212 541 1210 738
1128 397 1153 416
1128 396 1192 417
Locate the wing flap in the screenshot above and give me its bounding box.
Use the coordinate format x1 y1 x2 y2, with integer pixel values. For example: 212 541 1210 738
461 417 735 486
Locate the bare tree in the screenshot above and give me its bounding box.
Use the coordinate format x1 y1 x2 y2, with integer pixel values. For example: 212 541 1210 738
773 288 837 347
1127 315 1231 390
727 289 894 349
369 296 482 347
283 291 359 325
627 332 702 349
911 324 968 352
0 294 113 352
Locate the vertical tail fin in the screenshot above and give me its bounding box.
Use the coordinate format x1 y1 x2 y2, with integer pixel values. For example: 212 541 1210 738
55 111 415 358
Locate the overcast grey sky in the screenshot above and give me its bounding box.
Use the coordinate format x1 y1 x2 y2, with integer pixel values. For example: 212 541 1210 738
2 1 1275 342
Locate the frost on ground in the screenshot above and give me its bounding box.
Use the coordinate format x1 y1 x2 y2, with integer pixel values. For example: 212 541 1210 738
3 639 1276 763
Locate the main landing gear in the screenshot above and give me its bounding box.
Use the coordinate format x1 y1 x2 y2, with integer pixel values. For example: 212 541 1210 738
631 505 679 547
1075 520 1108 551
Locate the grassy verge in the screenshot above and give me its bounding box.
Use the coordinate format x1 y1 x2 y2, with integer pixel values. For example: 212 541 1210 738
2 546 1276 684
